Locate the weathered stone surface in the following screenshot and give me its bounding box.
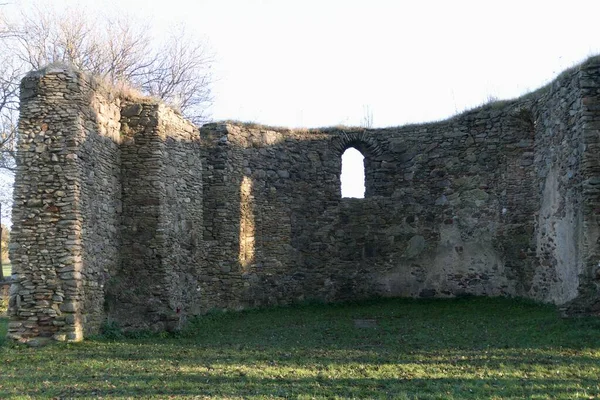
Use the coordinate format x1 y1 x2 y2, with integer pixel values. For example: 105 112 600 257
405 236 426 259
8 57 600 342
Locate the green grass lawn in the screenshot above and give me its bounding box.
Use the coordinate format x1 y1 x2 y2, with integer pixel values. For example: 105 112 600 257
1 297 599 399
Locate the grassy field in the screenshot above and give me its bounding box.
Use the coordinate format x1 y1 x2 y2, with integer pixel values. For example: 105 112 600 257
0 297 599 399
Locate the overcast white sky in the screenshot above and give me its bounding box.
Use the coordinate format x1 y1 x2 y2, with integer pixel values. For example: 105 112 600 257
135 0 599 127
2 0 600 209
7 0 600 128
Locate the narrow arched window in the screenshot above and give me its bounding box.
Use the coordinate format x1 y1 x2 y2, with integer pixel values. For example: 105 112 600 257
341 147 365 198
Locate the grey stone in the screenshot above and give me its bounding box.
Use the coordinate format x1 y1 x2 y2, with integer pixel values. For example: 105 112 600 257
121 104 143 117
405 235 426 259
27 338 52 348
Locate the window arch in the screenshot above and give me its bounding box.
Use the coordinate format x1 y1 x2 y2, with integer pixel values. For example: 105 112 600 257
341 147 365 198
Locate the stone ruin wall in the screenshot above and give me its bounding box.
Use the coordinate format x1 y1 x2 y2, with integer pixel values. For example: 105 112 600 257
7 58 600 341
8 67 205 340
110 102 204 331
8 67 123 341
537 62 600 313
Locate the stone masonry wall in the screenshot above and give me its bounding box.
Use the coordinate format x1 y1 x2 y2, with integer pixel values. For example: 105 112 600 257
8 57 600 342
9 66 205 340
105 104 203 331
8 66 122 341
563 60 600 314
76 79 122 337
532 67 586 305
198 107 538 309
578 61 600 314
106 102 167 330
156 106 203 328
528 59 600 314
195 59 600 314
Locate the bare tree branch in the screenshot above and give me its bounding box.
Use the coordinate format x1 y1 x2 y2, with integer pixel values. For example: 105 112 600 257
0 3 214 174
140 28 213 124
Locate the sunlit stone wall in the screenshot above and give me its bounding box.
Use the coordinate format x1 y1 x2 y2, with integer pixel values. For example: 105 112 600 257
198 114 536 309
8 66 122 341
197 58 600 316
9 66 204 341
8 57 600 342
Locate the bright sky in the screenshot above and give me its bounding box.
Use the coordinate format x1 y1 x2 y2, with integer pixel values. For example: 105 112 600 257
149 0 598 127
2 0 600 215
341 148 365 198
7 0 600 128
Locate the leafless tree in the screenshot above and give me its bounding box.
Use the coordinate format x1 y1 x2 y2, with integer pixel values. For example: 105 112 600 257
0 48 20 173
8 5 213 107
0 4 213 151
140 28 213 124
0 174 12 280
0 4 214 256
0 2 213 164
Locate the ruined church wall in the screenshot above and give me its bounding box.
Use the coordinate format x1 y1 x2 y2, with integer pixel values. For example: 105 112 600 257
200 124 252 310
9 66 205 339
526 57 600 314
578 59 600 314
76 81 122 336
9 58 600 342
198 104 539 310
157 108 204 325
8 67 122 341
531 66 587 305
197 58 600 313
107 104 204 331
107 103 167 329
530 58 600 313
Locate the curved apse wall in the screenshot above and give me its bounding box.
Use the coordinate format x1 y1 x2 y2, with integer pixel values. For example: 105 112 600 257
8 56 600 342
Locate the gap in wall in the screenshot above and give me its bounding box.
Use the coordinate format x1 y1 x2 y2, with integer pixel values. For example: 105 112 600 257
341 147 365 198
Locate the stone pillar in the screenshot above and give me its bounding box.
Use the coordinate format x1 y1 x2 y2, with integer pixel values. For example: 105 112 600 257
566 58 600 314
200 124 248 310
9 66 89 341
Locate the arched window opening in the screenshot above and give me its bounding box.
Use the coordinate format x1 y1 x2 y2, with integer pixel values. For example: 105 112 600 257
341 147 365 198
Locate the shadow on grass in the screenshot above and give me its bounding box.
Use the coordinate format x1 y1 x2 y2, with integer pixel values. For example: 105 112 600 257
1 374 597 399
1 297 599 399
